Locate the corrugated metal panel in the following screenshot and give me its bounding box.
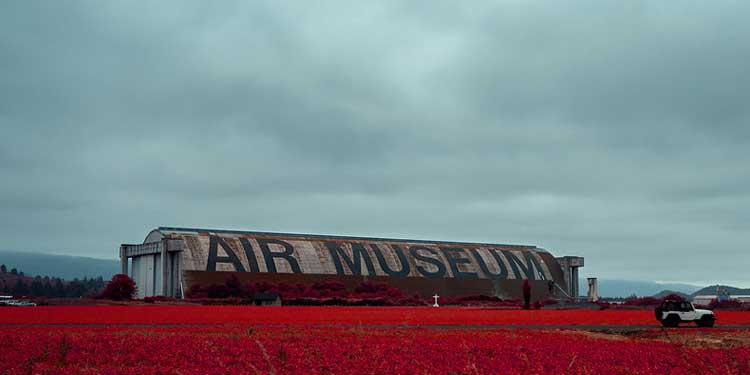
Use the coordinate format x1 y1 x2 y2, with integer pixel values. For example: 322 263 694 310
157 226 539 249
125 227 570 298
172 231 556 281
130 257 143 298
154 254 162 296
131 254 157 298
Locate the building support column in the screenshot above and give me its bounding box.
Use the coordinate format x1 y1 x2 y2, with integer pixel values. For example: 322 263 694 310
119 245 128 275
161 239 169 296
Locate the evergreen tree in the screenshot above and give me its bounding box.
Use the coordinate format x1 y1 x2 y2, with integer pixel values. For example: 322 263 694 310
0 264 6 273
10 268 17 275
12 279 29 296
66 279 87 298
54 279 65 298
42 281 54 297
100 274 137 300
95 276 105 291
30 279 44 296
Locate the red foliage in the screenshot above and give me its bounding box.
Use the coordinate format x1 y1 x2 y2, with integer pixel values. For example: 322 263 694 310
142 296 179 304
661 293 686 302
623 296 662 306
1 326 748 374
4 306 750 326
187 279 420 305
178 278 544 308
436 295 521 308
709 299 744 310
353 281 403 297
98 274 137 301
3 304 750 374
223 274 243 297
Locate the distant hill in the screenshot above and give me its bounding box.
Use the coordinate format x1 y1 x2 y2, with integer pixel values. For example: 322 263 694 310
579 279 702 298
0 251 119 280
690 285 750 297
588 282 750 299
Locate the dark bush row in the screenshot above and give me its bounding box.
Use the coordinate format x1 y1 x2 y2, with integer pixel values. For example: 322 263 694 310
184 276 528 307
1 276 106 298
707 299 745 310
186 277 408 300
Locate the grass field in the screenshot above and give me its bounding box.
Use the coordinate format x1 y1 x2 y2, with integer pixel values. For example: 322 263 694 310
3 305 750 326
2 306 749 374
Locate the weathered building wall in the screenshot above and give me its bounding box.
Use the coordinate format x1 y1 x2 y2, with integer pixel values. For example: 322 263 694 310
174 228 565 299
122 227 572 299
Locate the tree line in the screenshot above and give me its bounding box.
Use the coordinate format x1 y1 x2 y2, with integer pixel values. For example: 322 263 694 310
0 263 106 298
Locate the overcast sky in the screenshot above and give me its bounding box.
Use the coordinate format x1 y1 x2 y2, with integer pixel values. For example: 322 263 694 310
1 1 748 286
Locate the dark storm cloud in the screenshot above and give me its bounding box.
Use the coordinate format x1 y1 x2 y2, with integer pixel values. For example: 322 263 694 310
1 1 748 286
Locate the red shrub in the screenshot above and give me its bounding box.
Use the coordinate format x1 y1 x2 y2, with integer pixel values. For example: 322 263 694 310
308 281 348 298
186 284 208 298
224 274 244 297
353 282 404 299
661 293 686 302
709 299 744 310
457 294 502 302
624 296 661 306
99 274 137 301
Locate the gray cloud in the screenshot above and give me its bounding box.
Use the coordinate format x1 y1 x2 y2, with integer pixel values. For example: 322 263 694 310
1 1 748 286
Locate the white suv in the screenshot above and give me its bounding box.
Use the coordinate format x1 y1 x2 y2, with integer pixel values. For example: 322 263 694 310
655 300 715 327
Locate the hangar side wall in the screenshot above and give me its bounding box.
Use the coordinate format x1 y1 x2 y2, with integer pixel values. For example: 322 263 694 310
172 231 566 299
176 233 561 280
123 229 571 299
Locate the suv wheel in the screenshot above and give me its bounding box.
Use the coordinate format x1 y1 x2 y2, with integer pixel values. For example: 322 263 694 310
662 314 680 327
696 316 715 328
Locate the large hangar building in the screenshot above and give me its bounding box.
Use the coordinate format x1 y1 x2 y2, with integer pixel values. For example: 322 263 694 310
120 227 583 300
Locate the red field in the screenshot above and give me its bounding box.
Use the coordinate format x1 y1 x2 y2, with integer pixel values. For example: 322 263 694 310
2 306 750 374
2 305 750 326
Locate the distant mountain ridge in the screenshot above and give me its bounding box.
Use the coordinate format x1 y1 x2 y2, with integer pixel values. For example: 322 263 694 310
0 251 119 280
650 286 750 301
579 280 750 299
579 279 702 298
689 285 750 297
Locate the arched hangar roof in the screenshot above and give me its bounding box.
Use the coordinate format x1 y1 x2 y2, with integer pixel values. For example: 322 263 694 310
143 226 543 252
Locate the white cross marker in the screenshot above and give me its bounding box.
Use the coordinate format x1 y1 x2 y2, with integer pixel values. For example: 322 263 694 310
432 293 440 307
